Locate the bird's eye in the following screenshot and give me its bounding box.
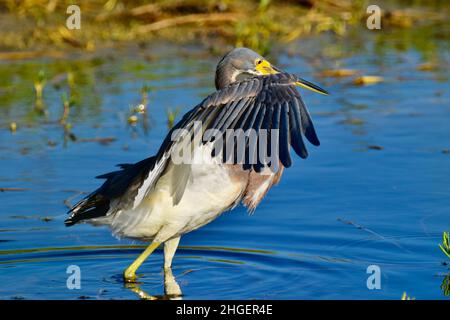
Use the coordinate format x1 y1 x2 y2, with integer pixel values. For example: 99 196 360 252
256 59 263 65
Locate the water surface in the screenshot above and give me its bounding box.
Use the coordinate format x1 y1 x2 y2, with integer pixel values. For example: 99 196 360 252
0 31 449 299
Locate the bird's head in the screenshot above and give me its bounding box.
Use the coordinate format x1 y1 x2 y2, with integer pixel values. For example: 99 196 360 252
215 47 328 95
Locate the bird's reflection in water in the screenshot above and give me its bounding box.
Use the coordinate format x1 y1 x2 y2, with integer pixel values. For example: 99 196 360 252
125 267 183 300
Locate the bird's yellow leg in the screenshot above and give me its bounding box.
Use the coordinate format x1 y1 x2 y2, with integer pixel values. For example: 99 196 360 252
123 242 160 283
125 282 158 300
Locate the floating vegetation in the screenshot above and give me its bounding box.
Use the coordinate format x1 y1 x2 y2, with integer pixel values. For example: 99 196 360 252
128 114 139 125
439 232 450 259
353 76 384 86
416 62 438 72
9 122 17 133
318 69 359 78
340 118 365 126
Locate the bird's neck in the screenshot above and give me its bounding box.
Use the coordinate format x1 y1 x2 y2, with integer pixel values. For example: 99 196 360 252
215 65 242 90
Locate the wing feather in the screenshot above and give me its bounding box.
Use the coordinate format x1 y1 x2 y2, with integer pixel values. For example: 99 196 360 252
289 98 308 159
66 73 322 225
279 102 292 167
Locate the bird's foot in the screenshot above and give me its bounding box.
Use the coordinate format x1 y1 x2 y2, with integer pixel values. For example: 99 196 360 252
164 267 182 297
123 269 138 283
165 279 182 297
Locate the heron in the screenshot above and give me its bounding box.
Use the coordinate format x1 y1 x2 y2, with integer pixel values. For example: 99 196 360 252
65 47 328 296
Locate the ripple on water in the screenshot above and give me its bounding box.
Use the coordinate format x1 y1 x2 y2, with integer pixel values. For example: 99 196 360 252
0 245 360 299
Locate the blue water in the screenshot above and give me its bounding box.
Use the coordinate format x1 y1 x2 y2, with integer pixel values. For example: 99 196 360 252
0 35 449 299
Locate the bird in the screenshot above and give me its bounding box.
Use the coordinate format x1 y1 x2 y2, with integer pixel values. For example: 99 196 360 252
65 47 328 296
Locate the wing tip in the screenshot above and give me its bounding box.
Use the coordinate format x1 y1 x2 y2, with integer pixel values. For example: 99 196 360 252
299 151 308 159
310 138 320 147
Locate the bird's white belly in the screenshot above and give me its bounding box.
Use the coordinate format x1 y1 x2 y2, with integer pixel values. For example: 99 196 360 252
109 148 245 241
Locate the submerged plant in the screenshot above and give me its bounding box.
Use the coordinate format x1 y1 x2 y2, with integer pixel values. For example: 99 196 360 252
438 232 450 297
34 70 47 114
34 70 46 99
439 232 450 259
60 93 70 125
441 275 450 296
140 84 150 110
66 71 81 105
166 108 180 129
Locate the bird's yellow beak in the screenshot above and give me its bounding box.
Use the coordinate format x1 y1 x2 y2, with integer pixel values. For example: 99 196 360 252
255 59 279 75
255 59 329 95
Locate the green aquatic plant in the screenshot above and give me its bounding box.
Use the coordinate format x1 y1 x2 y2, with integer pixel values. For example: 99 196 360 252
34 70 46 99
439 231 450 259
34 70 47 114
60 93 70 125
166 108 180 129
60 91 78 125
140 84 150 109
66 71 80 105
441 274 450 297
438 231 450 297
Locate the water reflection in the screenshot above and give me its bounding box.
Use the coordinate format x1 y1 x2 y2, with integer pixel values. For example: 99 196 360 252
125 268 183 300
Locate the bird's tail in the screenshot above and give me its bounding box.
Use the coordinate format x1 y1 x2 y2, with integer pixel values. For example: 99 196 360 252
64 156 157 226
65 192 110 226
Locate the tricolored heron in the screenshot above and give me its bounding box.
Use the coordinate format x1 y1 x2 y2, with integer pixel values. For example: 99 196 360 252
65 47 328 296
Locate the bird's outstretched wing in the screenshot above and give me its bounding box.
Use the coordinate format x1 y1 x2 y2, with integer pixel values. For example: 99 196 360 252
131 73 320 206
65 73 320 225
199 72 320 168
